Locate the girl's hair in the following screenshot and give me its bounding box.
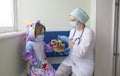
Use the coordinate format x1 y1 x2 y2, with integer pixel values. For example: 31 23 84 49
34 23 46 38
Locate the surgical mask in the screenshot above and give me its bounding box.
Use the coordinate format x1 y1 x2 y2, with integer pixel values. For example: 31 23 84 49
35 35 44 42
70 22 78 28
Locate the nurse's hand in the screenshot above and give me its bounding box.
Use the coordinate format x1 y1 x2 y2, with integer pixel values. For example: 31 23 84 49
59 35 70 43
69 41 74 49
63 47 70 55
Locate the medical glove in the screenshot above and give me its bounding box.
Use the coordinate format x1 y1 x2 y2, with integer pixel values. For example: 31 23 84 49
59 36 70 43
63 47 70 55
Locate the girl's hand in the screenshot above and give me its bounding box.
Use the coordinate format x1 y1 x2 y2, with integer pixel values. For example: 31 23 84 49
46 65 51 70
69 41 74 49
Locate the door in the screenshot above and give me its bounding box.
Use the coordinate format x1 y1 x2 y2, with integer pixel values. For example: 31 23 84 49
116 20 120 76
116 2 120 75
113 0 120 76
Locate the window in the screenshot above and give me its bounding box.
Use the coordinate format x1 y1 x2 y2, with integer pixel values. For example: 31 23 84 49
0 0 16 33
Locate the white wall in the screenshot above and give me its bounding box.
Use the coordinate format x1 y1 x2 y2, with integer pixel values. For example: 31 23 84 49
0 32 26 76
95 0 114 76
90 0 96 33
17 0 91 31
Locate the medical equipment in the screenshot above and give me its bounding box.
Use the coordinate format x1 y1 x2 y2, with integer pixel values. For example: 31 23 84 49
71 27 85 45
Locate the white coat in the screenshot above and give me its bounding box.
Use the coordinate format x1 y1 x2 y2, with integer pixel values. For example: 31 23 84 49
62 27 95 76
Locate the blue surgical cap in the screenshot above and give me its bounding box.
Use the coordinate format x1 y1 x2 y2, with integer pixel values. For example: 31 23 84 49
70 8 89 23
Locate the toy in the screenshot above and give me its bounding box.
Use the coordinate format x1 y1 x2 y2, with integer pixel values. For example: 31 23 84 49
50 39 65 52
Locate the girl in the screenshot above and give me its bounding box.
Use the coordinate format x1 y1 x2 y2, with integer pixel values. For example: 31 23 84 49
23 20 55 76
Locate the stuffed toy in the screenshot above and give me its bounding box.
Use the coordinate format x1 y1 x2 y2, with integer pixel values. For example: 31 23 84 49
50 39 65 52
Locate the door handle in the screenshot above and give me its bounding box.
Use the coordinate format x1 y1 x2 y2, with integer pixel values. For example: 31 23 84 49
113 52 119 56
113 52 116 56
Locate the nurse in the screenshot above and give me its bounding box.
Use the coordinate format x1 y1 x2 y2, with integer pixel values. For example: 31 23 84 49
55 8 95 76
